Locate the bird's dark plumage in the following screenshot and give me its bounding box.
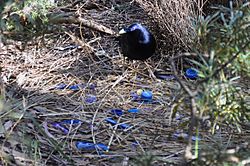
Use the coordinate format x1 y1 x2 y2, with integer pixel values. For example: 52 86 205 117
118 23 156 60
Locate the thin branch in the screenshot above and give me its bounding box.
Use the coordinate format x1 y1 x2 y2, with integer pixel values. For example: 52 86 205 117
170 57 197 97
64 31 94 53
48 14 116 35
170 56 198 161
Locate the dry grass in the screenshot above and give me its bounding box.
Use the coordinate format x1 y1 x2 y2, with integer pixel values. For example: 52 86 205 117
135 0 199 53
0 0 249 165
0 1 187 165
135 0 248 54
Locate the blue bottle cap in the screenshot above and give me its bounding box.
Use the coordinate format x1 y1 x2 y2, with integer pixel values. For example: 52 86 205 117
185 68 198 79
141 91 153 100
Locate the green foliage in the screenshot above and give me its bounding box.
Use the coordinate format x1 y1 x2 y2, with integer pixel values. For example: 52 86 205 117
198 76 248 133
233 52 250 76
190 2 250 131
0 0 55 40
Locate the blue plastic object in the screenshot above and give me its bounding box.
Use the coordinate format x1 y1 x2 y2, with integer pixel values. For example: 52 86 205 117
111 109 123 116
89 83 96 90
61 119 82 124
55 83 67 89
52 123 69 134
141 90 153 100
105 118 131 129
85 95 97 103
55 83 89 91
185 68 198 79
76 141 108 151
68 84 86 91
131 141 139 150
128 108 139 113
130 91 139 100
119 123 130 129
105 118 117 125
69 85 80 91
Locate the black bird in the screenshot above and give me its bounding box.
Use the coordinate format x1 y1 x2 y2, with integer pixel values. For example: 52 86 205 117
118 23 156 60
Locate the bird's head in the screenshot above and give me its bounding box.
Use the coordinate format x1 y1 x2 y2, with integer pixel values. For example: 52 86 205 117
118 23 151 44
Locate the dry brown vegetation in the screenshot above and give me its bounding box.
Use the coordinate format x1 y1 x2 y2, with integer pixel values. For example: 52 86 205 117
0 0 249 165
136 0 197 50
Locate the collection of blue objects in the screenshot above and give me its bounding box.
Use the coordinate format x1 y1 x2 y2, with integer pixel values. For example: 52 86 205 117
52 77 201 152
48 22 202 156
52 84 201 151
50 88 155 151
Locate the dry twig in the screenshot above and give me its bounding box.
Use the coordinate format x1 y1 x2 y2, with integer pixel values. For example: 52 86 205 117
49 14 116 35
170 55 198 161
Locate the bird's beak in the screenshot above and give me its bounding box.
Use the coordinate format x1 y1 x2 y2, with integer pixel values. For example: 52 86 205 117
118 29 126 35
